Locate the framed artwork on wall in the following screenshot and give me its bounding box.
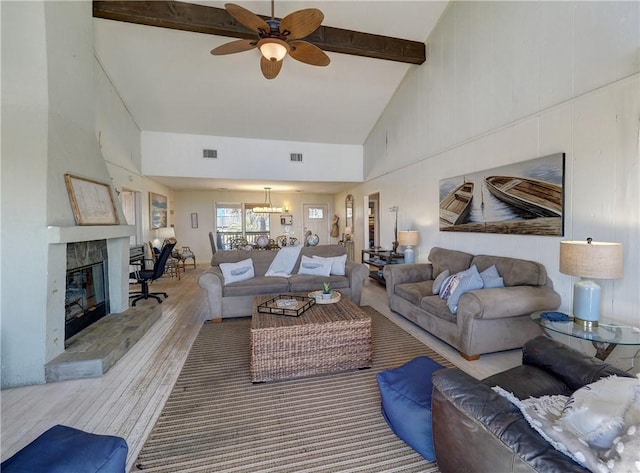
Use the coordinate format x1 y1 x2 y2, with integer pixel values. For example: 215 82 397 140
439 153 565 236
64 173 119 225
150 192 168 229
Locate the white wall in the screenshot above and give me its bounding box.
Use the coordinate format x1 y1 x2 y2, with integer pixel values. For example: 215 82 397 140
1 1 136 388
141 131 363 184
95 59 174 249
1 1 50 388
361 1 640 369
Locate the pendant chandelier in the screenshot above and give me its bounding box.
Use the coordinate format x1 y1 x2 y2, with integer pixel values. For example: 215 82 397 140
253 187 283 213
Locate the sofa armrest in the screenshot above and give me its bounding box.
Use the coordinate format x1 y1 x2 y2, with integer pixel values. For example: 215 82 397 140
457 285 561 320
432 369 590 473
345 260 369 305
197 267 224 320
384 263 434 299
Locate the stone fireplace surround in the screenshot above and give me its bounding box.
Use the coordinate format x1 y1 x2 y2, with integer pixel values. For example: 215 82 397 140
46 224 134 364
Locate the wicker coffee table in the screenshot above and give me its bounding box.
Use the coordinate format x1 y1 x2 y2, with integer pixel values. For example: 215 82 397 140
250 293 372 382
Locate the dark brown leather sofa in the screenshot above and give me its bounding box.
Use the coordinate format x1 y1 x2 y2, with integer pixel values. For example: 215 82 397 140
431 336 633 473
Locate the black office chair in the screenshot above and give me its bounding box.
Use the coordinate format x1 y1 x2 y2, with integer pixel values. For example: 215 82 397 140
129 242 176 306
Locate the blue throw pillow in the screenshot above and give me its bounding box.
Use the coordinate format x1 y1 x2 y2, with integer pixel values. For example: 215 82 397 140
447 265 484 314
480 264 504 289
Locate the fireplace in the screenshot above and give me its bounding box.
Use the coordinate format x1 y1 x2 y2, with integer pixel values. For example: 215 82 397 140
65 240 110 341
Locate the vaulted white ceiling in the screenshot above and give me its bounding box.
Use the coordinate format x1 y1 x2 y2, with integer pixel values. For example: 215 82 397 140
93 1 448 191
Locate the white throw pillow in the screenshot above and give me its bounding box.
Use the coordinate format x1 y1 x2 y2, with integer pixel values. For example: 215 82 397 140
446 265 484 314
494 374 640 473
298 255 332 276
313 254 347 276
559 375 639 449
432 269 450 295
219 258 255 285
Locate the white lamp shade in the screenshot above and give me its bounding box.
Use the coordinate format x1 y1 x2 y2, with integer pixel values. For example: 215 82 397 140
258 38 289 62
158 227 175 240
559 240 623 279
398 231 419 247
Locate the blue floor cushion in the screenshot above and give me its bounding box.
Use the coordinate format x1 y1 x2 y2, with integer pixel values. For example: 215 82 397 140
376 355 444 461
1 424 128 473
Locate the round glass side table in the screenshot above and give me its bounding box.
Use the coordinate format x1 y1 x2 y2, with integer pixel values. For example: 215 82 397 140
531 311 640 361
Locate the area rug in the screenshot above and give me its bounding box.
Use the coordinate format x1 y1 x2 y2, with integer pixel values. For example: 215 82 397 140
133 307 454 472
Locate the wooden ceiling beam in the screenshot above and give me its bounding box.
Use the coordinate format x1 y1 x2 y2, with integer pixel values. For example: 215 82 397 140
92 1 426 65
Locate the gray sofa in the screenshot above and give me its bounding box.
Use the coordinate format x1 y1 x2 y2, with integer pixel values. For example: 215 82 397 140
198 245 369 321
383 247 561 360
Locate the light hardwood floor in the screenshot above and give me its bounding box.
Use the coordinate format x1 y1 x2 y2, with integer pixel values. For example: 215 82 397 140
1 266 521 471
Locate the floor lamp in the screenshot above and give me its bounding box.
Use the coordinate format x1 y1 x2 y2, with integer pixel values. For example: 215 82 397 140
559 238 623 328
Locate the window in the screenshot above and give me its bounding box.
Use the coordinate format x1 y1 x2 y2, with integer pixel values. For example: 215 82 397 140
308 207 324 219
215 202 272 249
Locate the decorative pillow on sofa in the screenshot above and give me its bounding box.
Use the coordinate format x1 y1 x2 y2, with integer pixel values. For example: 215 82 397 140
432 269 450 295
479 264 505 289
446 265 484 314
220 258 255 285
559 375 639 449
439 274 456 300
298 255 332 276
493 374 640 473
313 254 346 276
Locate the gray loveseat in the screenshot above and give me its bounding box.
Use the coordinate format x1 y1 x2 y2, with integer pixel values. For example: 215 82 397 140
384 247 561 360
198 245 369 321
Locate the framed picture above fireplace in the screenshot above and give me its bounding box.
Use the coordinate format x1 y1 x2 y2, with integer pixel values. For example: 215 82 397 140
150 192 168 229
64 174 119 225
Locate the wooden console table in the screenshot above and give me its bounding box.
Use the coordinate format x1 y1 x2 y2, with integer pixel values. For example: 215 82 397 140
361 249 404 285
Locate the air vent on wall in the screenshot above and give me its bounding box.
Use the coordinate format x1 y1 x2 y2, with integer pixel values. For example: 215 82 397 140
290 153 303 162
203 149 217 159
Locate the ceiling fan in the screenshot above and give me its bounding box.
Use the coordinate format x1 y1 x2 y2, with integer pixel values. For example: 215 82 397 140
210 1 330 79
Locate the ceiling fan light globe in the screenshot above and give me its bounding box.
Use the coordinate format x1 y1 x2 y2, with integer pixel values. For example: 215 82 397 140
258 38 289 62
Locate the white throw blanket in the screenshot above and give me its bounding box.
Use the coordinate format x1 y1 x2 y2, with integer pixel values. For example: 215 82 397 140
265 245 302 277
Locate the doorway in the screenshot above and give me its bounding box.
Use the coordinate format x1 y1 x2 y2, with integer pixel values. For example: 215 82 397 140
303 204 329 244
367 193 379 249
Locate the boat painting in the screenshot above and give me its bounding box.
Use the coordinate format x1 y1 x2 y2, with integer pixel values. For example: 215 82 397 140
484 176 562 217
440 182 475 226
439 153 565 236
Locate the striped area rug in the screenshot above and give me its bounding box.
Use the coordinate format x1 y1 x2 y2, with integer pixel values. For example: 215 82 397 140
133 307 454 472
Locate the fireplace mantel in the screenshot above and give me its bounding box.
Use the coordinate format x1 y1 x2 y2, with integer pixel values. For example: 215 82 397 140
47 225 135 244
45 224 136 369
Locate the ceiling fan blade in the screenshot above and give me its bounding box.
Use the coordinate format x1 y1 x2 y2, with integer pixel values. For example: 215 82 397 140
280 8 324 40
289 41 330 67
260 56 283 80
225 3 270 33
210 39 256 55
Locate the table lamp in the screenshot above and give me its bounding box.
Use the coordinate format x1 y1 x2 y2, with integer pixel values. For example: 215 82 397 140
398 231 420 264
559 238 623 328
